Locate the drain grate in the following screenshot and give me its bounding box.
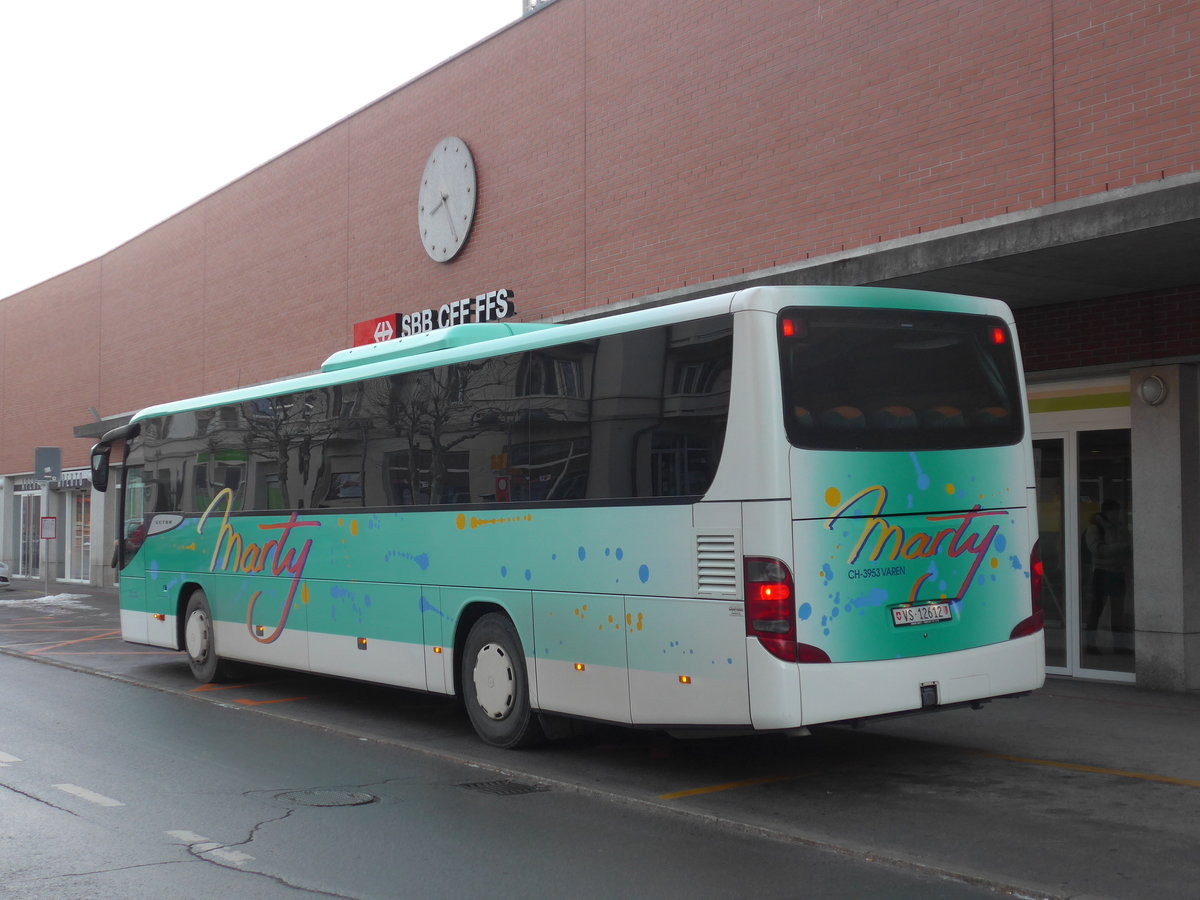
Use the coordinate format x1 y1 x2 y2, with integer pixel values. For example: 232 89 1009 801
457 779 550 796
274 789 378 807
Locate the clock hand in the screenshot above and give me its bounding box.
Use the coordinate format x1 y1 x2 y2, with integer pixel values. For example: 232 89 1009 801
441 191 460 243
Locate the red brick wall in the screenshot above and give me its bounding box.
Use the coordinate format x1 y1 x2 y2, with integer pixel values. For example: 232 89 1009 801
2 0 1197 471
1015 286 1200 371
1054 0 1200 199
0 263 102 471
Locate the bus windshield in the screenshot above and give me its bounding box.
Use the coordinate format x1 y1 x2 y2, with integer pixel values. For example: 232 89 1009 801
778 306 1024 451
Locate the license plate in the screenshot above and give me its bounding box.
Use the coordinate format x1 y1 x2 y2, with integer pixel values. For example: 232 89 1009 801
891 602 952 627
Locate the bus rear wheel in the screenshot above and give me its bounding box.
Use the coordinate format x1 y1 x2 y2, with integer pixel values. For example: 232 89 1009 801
183 590 233 683
462 613 544 749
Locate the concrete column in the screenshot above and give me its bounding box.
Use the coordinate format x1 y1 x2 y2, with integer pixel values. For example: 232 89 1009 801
40 481 60 587
1129 364 1200 690
88 485 114 587
0 475 13 569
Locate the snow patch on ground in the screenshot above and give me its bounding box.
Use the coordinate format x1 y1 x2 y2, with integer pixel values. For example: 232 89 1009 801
0 593 96 610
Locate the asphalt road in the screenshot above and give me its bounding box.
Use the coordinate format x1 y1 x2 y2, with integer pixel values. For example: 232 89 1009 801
0 652 1004 899
3 584 1200 899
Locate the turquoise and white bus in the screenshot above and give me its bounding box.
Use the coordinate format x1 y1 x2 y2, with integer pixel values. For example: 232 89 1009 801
90 286 1044 748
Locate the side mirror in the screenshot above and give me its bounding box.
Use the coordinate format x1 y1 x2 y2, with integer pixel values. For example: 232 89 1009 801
90 444 111 493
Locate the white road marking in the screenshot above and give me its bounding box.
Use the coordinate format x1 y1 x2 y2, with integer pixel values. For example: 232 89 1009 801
52 783 125 807
0 750 21 767
166 830 210 843
208 848 256 864
167 830 256 866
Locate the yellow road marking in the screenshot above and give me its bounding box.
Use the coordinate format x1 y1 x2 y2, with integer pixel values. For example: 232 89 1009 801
233 696 311 706
27 631 121 654
192 681 289 693
659 753 1200 802
48 650 177 655
658 775 798 800
980 751 1200 788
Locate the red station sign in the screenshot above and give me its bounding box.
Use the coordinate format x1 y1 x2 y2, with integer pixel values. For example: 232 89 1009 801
352 289 516 347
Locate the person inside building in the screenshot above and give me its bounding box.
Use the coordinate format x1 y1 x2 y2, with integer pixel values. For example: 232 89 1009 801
1084 499 1132 654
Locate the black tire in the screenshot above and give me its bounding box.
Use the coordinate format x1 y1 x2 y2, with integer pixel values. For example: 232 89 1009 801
182 590 233 683
462 613 544 749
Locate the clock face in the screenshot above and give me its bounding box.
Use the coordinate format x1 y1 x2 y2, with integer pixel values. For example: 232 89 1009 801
417 137 477 262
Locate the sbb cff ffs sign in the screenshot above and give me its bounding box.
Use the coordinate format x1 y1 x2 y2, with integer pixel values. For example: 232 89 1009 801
352 289 516 347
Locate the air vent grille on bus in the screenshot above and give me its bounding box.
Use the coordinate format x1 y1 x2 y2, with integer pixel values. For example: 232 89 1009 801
696 532 740 598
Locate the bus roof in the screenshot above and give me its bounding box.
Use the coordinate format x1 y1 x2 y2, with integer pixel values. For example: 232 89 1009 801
128 286 1010 424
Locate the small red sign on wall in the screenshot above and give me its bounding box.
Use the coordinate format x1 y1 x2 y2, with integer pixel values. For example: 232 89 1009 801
352 314 400 347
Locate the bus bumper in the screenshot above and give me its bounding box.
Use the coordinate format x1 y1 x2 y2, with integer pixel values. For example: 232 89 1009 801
797 631 1045 727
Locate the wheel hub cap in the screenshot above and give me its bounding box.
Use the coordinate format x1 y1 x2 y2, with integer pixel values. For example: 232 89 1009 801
473 642 515 720
185 611 210 663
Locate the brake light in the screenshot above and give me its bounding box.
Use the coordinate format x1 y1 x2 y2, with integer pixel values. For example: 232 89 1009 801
1010 539 1045 639
780 317 806 339
991 326 1007 345
744 557 830 663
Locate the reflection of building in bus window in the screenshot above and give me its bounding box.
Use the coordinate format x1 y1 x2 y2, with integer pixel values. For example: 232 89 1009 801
383 449 471 506
517 352 583 398
650 432 720 497
509 439 590 502
326 471 363 502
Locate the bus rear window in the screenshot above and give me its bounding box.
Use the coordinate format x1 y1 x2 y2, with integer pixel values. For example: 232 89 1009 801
779 307 1024 450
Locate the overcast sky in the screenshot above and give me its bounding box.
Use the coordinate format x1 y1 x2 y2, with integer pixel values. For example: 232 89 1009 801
0 0 520 300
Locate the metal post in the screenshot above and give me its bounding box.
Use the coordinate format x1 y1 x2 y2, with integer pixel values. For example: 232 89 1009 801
40 471 57 596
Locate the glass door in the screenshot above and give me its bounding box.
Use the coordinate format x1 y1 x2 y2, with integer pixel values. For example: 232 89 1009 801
1032 428 1134 680
17 493 41 577
1077 429 1134 674
67 492 92 582
1033 437 1067 669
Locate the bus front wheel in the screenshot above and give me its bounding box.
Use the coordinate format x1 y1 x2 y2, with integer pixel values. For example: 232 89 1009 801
183 590 232 683
462 613 544 749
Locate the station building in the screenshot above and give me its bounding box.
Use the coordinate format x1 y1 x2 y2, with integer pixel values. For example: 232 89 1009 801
1 0 1198 690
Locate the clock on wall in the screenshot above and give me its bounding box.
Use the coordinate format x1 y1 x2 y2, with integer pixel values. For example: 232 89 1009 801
417 136 477 263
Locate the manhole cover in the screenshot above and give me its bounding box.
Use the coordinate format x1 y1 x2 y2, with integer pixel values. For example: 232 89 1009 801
274 789 378 807
457 779 550 796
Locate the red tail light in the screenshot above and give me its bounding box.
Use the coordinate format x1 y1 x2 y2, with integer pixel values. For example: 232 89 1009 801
744 557 830 663
1010 539 1045 639
780 317 806 339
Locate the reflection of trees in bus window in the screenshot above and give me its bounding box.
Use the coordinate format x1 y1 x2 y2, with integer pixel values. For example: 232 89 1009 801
373 360 513 506
134 314 733 513
509 439 590 502
240 388 341 509
384 449 472 505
